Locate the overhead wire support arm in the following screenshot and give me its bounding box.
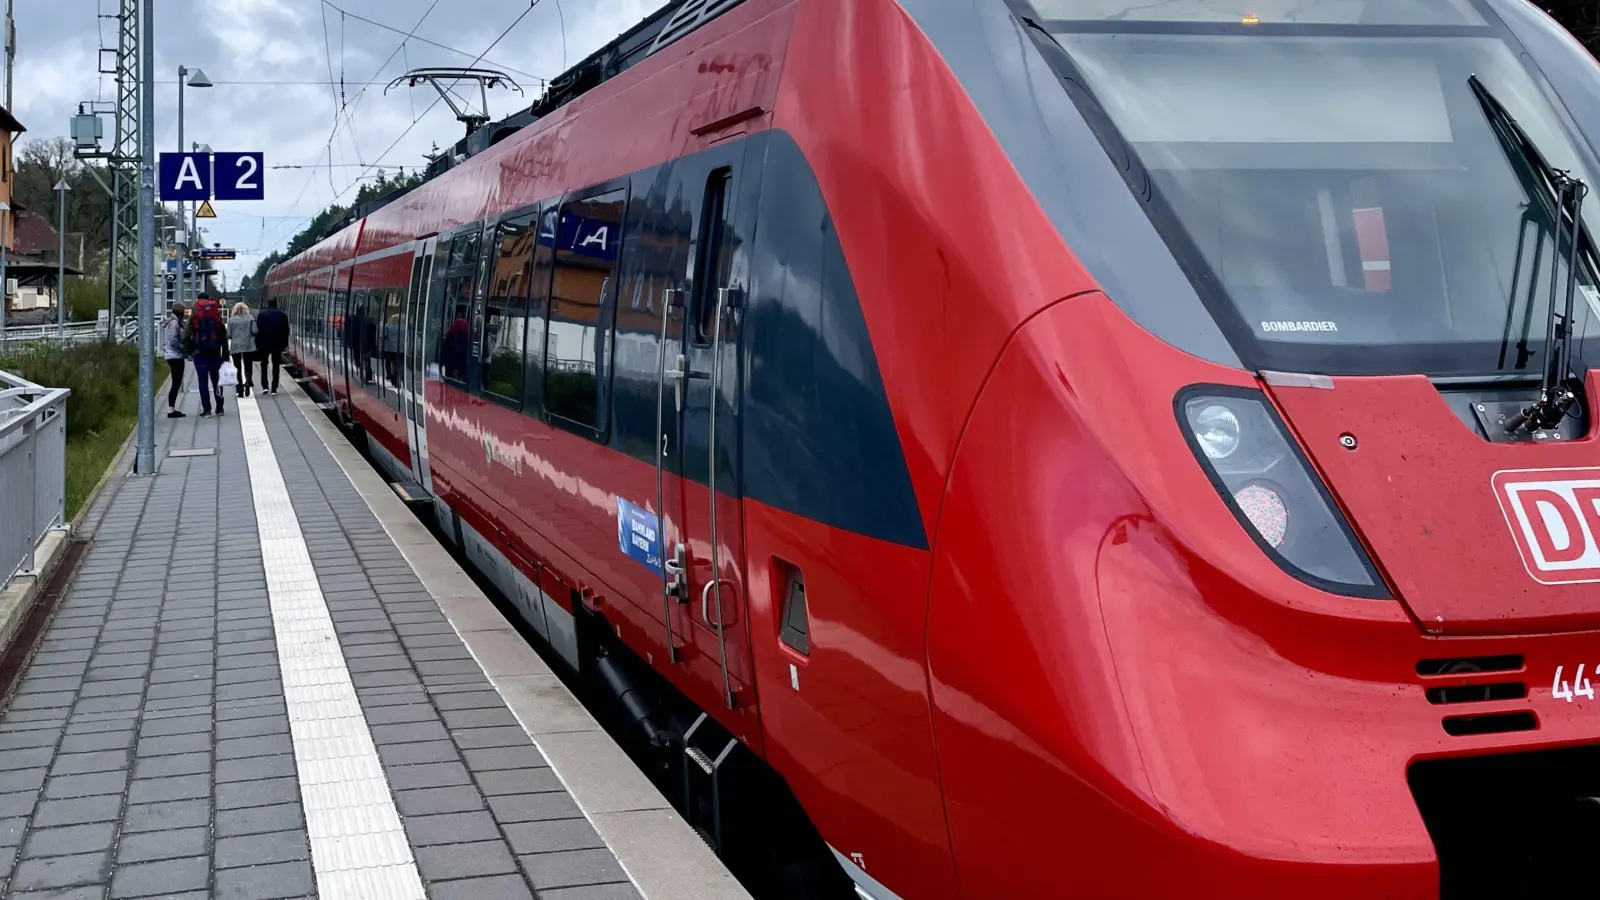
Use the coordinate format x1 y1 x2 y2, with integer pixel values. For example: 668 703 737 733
385 67 523 137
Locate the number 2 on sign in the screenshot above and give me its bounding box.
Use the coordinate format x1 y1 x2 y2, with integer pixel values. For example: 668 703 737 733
1552 664 1596 702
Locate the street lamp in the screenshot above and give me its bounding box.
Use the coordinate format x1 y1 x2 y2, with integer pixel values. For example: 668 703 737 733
176 66 211 310
0 200 10 344
54 179 71 339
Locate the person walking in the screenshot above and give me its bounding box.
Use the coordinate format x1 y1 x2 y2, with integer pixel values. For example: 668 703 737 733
186 292 228 418
256 297 291 395
163 301 188 419
228 302 258 398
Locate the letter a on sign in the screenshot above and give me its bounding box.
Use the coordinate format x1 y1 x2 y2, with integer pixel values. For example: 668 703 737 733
176 157 204 192
159 152 212 202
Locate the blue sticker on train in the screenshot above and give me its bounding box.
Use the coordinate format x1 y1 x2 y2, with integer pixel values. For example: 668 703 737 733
616 498 663 575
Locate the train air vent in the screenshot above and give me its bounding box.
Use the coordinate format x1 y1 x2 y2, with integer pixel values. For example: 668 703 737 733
1440 711 1538 737
648 0 746 55
1415 654 1524 676
1426 682 1527 705
778 565 809 656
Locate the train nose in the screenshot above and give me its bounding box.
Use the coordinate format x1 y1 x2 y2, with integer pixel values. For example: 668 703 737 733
1267 373 1600 636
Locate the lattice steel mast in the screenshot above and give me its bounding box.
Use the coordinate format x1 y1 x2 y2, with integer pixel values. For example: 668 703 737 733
105 0 141 336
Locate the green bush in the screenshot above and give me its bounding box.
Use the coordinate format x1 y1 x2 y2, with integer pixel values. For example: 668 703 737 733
1 342 141 439
66 274 109 324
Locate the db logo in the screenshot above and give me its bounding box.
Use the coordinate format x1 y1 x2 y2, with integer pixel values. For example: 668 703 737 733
1494 468 1600 584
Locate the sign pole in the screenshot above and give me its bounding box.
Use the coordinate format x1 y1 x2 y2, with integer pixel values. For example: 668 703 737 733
135 0 155 474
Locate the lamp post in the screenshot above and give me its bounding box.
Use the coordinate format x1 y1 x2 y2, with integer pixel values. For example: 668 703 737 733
176 65 211 312
0 200 10 347
54 179 70 340
192 142 210 299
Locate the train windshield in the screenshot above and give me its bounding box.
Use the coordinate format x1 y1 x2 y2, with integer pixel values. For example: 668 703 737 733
1030 0 1600 376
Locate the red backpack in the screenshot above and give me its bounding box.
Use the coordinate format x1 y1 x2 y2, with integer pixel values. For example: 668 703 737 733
192 299 224 353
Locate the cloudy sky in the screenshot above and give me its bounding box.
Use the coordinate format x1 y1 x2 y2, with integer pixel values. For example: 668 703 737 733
12 0 658 286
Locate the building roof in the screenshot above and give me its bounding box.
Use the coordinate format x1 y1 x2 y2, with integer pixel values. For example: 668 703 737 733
12 210 59 256
0 105 23 135
7 210 84 279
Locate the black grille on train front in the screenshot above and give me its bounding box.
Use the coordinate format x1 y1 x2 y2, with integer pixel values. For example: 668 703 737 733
1410 745 1600 898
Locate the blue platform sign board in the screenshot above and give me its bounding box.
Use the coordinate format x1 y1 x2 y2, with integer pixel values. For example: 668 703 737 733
538 208 620 262
213 152 265 201
158 152 211 201
616 497 664 575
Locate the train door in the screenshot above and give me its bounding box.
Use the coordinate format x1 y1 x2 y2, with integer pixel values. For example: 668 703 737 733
660 158 754 713
404 237 439 490
332 263 355 415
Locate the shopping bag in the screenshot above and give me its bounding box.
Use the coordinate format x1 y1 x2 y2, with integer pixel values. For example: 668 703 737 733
219 361 239 387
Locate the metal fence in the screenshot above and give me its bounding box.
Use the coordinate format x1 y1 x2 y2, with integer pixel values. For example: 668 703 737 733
0 319 140 354
0 369 70 586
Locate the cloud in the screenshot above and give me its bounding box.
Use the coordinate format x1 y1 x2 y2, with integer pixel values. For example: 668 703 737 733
11 0 657 284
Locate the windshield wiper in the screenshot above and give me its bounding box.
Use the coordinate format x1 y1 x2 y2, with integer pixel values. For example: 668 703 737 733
1469 74 1589 433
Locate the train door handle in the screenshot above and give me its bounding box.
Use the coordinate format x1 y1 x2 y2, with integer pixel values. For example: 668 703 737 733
701 578 729 631
664 543 689 602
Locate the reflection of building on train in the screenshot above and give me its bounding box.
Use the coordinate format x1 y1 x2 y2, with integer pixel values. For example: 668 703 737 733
267 0 1600 897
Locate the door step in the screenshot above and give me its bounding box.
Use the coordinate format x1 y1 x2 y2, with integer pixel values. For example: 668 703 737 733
317 401 336 411
390 480 433 507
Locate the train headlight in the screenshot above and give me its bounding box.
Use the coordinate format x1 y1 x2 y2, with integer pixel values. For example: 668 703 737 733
1191 403 1241 459
1178 387 1388 599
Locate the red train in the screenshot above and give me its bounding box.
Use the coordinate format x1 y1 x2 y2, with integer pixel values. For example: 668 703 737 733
267 0 1600 896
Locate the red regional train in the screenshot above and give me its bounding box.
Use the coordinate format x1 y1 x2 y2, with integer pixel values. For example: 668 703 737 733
266 0 1600 896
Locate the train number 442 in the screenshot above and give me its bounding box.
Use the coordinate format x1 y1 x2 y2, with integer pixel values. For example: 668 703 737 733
1552 665 1597 702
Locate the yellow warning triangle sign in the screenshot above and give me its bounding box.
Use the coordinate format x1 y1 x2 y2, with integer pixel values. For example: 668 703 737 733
195 200 217 219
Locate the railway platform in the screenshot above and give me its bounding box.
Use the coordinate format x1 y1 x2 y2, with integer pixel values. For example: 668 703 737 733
0 380 747 899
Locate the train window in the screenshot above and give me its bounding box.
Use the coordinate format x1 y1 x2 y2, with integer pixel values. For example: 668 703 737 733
355 290 377 387
438 229 483 385
525 207 556 413
333 274 351 371
691 169 733 345
545 187 627 432
482 213 537 406
381 289 404 394
451 231 481 269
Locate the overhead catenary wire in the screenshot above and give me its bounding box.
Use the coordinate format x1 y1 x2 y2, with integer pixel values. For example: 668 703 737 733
264 0 444 252
320 0 544 213
320 0 551 86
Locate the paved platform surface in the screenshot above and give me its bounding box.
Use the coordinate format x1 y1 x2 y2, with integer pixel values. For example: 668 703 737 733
0 382 660 899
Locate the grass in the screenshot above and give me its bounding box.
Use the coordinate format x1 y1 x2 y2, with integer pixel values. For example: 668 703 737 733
64 410 136 519
1 342 149 521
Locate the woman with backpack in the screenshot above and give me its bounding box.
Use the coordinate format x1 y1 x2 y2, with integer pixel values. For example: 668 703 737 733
163 301 188 419
185 292 228 417
228 302 258 398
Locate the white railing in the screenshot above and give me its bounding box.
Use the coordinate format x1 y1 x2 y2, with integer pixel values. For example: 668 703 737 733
0 319 141 353
0 369 70 586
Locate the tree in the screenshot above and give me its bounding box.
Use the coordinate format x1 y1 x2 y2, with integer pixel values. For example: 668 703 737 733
1546 2 1599 51
11 136 191 272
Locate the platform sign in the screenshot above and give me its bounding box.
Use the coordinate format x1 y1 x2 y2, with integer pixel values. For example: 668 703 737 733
199 248 236 260
157 151 265 201
158 152 211 201
213 152 265 201
616 497 664 575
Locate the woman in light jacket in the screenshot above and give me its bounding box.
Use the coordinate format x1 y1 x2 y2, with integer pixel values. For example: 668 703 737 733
227 302 258 398
163 301 188 418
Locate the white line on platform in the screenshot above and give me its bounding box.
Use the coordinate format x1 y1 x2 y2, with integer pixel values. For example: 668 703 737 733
237 395 426 900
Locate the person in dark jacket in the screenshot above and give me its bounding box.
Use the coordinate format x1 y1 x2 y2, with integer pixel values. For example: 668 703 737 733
255 297 291 395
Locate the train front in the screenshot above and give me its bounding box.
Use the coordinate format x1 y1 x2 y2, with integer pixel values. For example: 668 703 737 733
917 0 1600 896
